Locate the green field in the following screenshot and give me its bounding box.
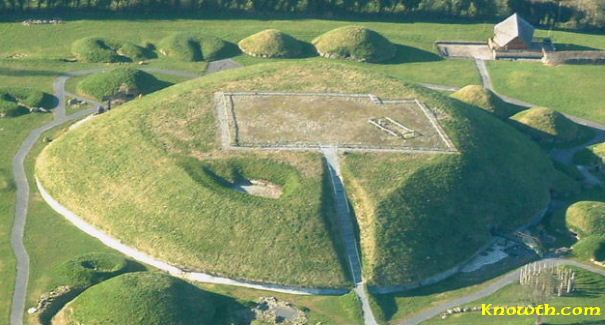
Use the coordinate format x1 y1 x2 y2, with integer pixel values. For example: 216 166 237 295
1 13 604 324
422 267 605 325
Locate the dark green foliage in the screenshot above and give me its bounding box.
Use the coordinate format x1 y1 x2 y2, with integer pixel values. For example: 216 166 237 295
312 26 396 62
0 87 54 117
77 68 169 99
71 37 153 63
55 272 216 325
159 32 236 62
53 252 128 288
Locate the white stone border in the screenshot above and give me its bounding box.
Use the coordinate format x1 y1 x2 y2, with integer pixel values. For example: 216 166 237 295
36 178 348 296
216 91 458 154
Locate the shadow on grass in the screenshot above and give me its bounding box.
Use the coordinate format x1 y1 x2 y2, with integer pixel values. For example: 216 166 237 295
555 43 603 51
0 67 61 77
380 44 442 64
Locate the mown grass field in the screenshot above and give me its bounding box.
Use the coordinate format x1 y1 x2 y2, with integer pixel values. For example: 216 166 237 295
422 267 605 325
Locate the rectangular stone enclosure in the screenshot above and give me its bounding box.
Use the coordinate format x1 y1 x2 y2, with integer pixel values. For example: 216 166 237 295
216 92 456 153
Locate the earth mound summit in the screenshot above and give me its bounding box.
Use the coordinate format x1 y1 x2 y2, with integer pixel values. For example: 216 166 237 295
36 62 554 288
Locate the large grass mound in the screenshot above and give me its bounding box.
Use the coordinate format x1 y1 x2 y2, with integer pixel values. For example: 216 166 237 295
36 62 554 287
76 68 168 100
54 253 128 288
312 26 396 62
510 106 580 143
71 37 152 63
0 87 53 117
159 32 235 61
450 85 520 118
53 272 215 325
238 29 303 58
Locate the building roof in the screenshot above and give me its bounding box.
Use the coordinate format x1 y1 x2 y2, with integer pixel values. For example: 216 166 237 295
493 13 535 47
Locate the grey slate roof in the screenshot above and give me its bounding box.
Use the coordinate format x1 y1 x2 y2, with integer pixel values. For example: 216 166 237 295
493 13 535 47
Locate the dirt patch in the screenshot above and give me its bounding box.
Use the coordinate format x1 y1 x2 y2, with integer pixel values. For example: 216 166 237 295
231 178 283 199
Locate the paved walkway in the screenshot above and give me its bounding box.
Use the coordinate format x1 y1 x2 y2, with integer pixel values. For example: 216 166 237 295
322 146 378 325
397 258 605 325
9 66 212 325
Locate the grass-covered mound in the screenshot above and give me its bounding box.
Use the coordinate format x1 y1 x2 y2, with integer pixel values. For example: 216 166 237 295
510 107 580 143
450 85 520 118
565 201 604 237
53 272 215 325
54 253 128 288
238 29 303 58
76 68 169 100
312 26 396 62
565 201 605 262
0 87 54 117
159 32 235 61
36 62 554 288
574 142 605 166
71 37 152 63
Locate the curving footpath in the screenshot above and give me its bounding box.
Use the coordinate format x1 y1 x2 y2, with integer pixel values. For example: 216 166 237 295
9 63 235 325
397 259 605 325
10 58 605 325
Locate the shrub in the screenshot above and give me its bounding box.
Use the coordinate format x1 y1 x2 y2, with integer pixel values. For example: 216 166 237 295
159 32 235 61
77 68 168 99
54 252 128 288
312 26 396 62
238 29 303 58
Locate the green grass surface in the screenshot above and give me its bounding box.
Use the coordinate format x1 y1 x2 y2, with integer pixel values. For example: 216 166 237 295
450 84 521 118
54 272 216 325
422 267 605 325
158 32 237 62
0 87 54 117
76 67 169 99
565 201 605 237
53 253 128 289
37 61 554 288
238 29 303 58
510 107 583 144
488 60 605 124
312 25 396 62
71 37 153 63
341 84 554 286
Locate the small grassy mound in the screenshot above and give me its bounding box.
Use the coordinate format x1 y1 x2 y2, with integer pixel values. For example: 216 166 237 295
565 201 605 237
54 253 128 288
573 235 605 262
312 26 396 62
71 37 152 63
159 32 235 62
0 87 54 117
76 68 169 100
0 169 14 191
54 272 215 325
450 85 520 118
238 29 303 58
574 142 605 166
510 107 580 143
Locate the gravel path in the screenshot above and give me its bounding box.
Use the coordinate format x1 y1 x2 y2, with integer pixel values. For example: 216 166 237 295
10 66 206 325
321 146 379 325
396 258 605 325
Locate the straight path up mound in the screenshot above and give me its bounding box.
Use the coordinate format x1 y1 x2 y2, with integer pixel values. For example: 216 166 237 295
321 146 378 325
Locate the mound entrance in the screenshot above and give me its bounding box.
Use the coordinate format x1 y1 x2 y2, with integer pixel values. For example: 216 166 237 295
216 92 456 153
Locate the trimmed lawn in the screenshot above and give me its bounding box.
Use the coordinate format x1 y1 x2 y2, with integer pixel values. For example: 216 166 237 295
488 61 605 124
